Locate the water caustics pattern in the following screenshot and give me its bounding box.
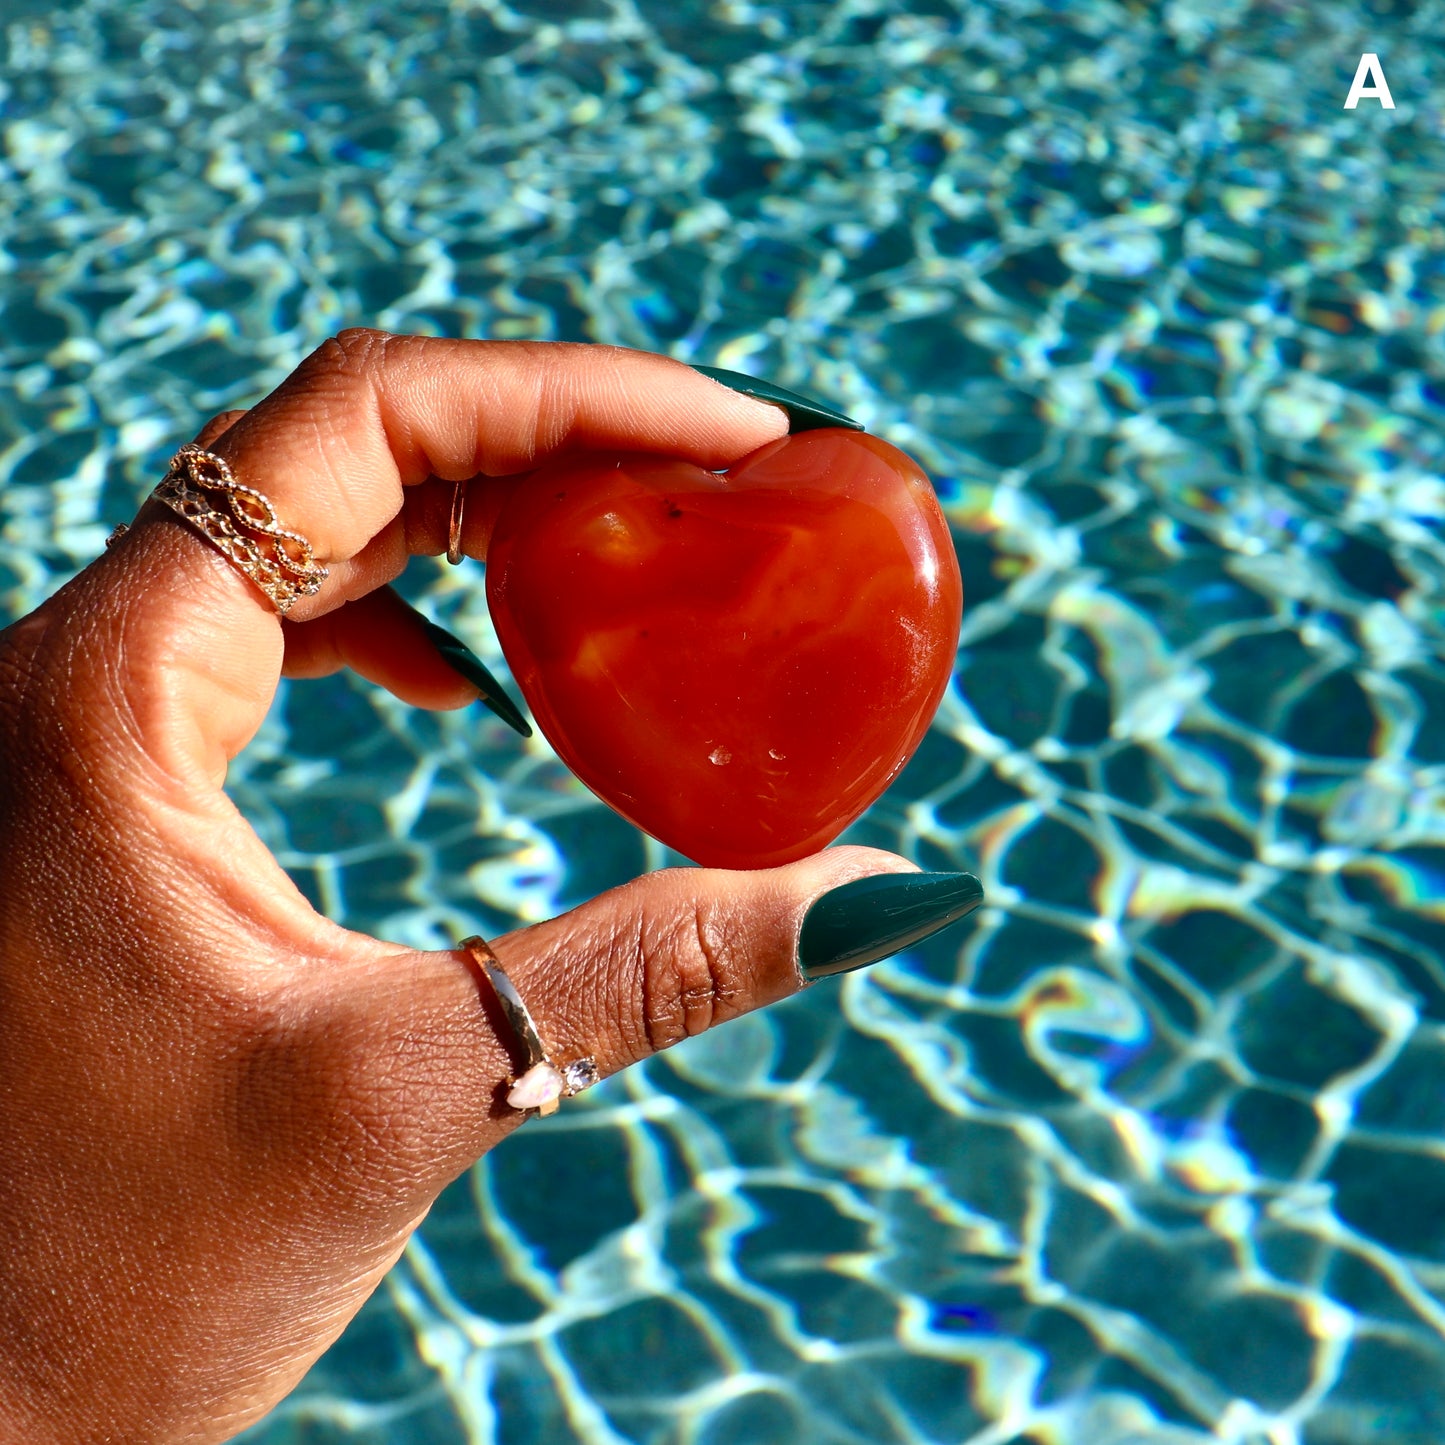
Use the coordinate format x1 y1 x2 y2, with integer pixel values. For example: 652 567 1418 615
3 0 1445 1441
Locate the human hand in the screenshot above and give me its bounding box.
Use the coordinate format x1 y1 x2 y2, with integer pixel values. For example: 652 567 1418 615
0 332 981 1444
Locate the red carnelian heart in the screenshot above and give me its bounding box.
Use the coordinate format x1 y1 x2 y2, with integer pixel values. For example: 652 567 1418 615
485 428 962 870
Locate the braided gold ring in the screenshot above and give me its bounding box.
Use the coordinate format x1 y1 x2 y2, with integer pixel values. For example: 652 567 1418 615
108 444 329 617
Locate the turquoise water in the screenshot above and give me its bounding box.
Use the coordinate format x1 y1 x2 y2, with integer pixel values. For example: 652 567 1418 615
3 0 1445 1440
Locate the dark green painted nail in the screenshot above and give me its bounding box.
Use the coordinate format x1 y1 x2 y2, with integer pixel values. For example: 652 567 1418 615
688 364 863 433
422 620 533 738
797 871 984 981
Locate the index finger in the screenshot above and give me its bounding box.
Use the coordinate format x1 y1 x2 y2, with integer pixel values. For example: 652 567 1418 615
216 331 789 575
32 333 789 788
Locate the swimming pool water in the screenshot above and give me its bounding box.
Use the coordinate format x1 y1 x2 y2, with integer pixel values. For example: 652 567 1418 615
3 0 1445 1441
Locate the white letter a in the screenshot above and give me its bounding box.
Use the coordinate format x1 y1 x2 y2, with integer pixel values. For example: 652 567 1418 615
1344 53 1395 109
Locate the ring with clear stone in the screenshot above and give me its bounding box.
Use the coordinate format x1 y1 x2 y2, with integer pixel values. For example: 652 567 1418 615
458 935 600 1116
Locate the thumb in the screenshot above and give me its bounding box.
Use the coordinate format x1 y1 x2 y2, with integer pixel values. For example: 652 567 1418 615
277 847 982 1197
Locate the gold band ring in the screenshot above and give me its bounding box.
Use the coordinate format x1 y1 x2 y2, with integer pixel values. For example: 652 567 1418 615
447 480 466 566
459 935 599 1115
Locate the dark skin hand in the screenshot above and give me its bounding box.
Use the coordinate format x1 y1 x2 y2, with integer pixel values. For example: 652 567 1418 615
0 332 921 1444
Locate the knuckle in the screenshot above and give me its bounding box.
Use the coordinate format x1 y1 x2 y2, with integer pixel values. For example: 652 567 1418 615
333 326 390 363
636 896 746 1055
305 327 389 381
192 409 247 446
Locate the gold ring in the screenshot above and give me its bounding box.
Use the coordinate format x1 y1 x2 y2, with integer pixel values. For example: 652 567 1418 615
447 480 466 566
459 935 599 1115
111 443 329 617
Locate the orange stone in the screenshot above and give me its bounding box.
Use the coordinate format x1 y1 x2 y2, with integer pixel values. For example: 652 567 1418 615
486 429 962 869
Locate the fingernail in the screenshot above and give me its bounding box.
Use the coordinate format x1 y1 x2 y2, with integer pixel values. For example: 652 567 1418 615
421 620 533 738
688 363 863 433
797 871 984 982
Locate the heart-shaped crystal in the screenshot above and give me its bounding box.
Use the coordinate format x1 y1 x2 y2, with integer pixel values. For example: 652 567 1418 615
486 429 961 868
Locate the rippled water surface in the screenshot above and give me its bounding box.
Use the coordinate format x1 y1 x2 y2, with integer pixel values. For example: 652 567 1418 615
4 1 1445 1441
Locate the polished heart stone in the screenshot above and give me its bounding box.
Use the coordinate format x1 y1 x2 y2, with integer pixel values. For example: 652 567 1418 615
485 428 962 870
